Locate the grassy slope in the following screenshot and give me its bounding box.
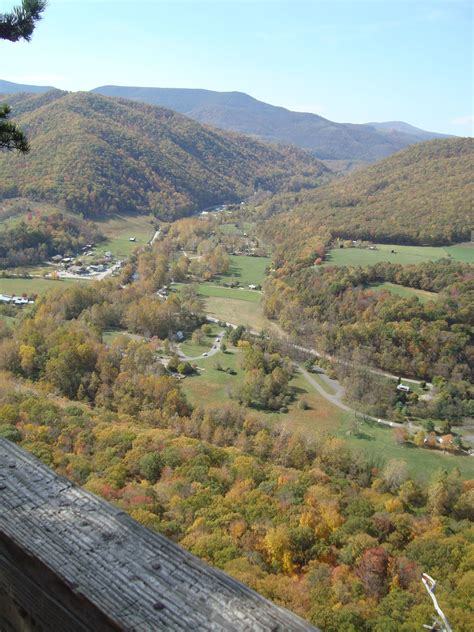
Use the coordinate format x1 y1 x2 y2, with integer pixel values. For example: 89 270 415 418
181 349 474 480
214 255 271 286
0 277 87 296
371 282 438 303
325 243 474 267
90 215 156 258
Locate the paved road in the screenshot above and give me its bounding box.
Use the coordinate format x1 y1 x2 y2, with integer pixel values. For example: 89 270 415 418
176 331 225 362
205 316 422 431
297 365 412 430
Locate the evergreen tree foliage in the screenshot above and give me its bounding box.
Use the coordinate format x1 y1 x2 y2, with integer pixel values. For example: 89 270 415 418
0 1 46 153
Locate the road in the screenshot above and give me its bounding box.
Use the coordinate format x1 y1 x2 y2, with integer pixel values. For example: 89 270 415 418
149 229 161 246
205 315 424 431
297 365 413 430
176 331 225 362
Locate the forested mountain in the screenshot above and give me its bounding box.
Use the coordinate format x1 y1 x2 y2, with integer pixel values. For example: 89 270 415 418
367 120 451 141
0 91 328 219
92 85 449 161
261 138 473 249
0 78 54 94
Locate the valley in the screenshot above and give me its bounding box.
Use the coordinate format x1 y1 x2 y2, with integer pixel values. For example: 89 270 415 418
0 89 472 632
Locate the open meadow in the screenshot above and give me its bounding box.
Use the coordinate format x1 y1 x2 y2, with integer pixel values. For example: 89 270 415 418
325 242 474 267
214 254 271 286
0 276 87 297
371 281 439 303
180 348 474 480
88 214 157 259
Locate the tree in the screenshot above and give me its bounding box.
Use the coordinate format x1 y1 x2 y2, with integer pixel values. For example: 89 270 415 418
0 1 46 153
0 105 30 152
0 0 46 42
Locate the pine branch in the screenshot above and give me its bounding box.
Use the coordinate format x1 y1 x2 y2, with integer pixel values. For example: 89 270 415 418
0 104 29 153
0 0 47 42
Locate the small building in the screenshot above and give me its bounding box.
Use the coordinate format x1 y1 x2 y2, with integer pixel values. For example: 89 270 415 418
176 330 184 341
0 294 12 303
51 254 63 263
248 284 257 290
129 237 136 242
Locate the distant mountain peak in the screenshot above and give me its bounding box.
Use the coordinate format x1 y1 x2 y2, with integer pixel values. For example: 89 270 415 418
92 84 451 162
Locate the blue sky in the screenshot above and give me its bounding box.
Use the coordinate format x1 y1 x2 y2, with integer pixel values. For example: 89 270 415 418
1 0 472 135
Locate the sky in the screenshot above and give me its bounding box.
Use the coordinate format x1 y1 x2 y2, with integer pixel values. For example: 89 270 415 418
1 0 472 135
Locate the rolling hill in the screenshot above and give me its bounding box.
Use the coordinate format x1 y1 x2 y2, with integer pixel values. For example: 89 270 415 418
0 90 329 220
92 85 450 162
0 79 55 94
261 137 473 263
366 120 451 141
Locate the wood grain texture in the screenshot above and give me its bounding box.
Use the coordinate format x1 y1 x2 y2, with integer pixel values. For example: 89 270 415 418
0 439 318 631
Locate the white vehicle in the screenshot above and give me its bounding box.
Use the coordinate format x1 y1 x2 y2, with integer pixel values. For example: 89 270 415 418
397 384 410 393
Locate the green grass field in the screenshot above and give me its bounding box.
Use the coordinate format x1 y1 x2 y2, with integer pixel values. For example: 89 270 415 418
180 348 474 480
89 214 157 259
181 348 242 404
325 243 474 267
0 276 87 297
193 284 261 303
205 296 276 332
0 314 16 327
178 324 222 358
337 417 474 481
214 255 271 287
371 282 438 303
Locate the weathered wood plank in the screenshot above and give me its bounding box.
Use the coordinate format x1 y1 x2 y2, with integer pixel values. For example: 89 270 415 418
0 440 319 631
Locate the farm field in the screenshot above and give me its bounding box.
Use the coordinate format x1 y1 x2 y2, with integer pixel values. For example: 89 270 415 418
91 214 157 259
0 276 87 296
219 221 255 236
181 348 341 433
181 350 474 480
205 295 278 333
325 242 474 267
189 284 261 303
337 417 474 480
214 255 271 287
371 281 438 303
175 253 274 331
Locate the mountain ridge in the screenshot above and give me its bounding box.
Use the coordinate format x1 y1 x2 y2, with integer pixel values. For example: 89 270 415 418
0 90 328 219
92 84 451 161
0 79 452 162
261 137 473 259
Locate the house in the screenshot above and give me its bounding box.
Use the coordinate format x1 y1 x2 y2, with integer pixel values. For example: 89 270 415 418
129 237 136 242
176 331 184 341
248 284 257 290
51 254 63 263
104 251 113 259
0 294 12 303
